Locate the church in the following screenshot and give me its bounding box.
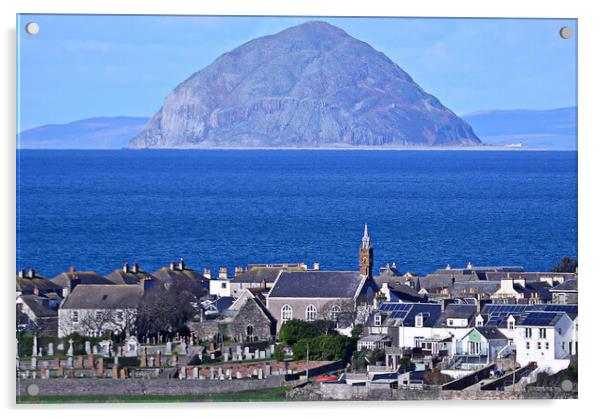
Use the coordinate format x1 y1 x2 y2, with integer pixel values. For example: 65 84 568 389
266 225 380 331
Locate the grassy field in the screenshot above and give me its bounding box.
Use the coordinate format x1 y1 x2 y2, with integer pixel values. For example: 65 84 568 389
16 386 292 404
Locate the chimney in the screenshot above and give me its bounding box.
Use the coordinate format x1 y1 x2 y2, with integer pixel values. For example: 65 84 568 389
69 265 76 273
123 263 130 273
261 279 267 289
466 261 473 270
132 263 140 274
18 269 25 279
66 275 81 296
203 268 211 280
178 258 185 271
33 286 39 296
219 267 228 279
313 262 320 271
140 275 153 294
28 268 35 279
476 294 482 314
169 261 176 271
234 266 243 276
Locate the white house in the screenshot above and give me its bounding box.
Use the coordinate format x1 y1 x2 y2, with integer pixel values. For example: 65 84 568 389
515 311 575 374
58 283 144 337
208 267 232 297
457 327 507 363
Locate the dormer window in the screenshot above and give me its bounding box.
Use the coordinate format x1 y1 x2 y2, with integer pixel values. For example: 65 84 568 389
476 316 484 327
415 314 423 328
374 313 382 326
508 320 515 330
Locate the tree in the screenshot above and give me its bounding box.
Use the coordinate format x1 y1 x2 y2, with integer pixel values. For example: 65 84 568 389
278 320 321 346
137 280 203 337
551 256 578 273
292 335 354 361
318 299 357 328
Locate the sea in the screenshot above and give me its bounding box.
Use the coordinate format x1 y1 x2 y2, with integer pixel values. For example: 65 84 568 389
16 150 578 278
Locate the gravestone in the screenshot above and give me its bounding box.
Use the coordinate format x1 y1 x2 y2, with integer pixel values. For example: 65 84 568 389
192 367 199 379
84 341 91 355
32 335 38 358
30 356 37 370
258 368 263 380
97 358 104 377
113 356 119 366
87 353 94 369
224 353 229 362
171 354 178 366
119 368 127 379
75 356 83 369
226 368 232 380
265 364 272 377
99 340 112 357
112 365 119 379
210 367 215 380
67 339 74 356
259 350 266 359
236 371 242 379
56 342 64 352
244 346 250 355
165 341 172 355
254 349 260 359
148 356 155 368
67 357 73 368
140 355 147 368
124 336 139 357
178 341 187 355
47 342 54 356
52 357 60 369
179 366 186 380
156 351 161 367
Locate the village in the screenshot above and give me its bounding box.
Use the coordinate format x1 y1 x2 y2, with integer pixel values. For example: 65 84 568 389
15 225 578 401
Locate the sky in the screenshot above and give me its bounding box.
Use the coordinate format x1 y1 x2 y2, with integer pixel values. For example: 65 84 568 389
17 15 577 131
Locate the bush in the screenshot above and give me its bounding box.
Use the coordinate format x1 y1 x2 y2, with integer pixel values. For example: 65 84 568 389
274 344 286 362
292 335 354 362
279 320 321 346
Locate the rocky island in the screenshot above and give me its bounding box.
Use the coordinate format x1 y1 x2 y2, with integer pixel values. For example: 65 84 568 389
128 21 481 149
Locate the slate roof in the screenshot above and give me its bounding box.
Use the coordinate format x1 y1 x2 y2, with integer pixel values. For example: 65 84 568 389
16 275 62 293
19 295 58 318
152 267 206 286
485 271 576 282
105 269 157 285
471 327 507 341
449 281 500 298
51 271 114 288
386 284 425 302
268 271 366 298
230 267 283 284
60 284 142 309
434 304 477 328
550 279 578 292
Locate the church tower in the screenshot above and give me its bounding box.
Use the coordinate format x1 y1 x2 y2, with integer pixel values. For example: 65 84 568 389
359 224 373 278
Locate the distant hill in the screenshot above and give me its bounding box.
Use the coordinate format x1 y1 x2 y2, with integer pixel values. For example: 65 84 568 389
462 107 577 150
129 21 481 149
18 117 148 149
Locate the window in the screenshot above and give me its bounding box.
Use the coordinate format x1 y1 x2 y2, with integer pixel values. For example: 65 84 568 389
374 313 381 326
330 305 341 322
539 328 547 339
525 328 532 338
246 325 254 336
305 304 317 321
561 341 566 350
558 327 562 335
221 282 227 289
416 314 424 328
72 311 79 323
545 342 550 350
526 341 530 349
508 320 515 330
447 319 454 326
537 341 541 350
281 304 293 323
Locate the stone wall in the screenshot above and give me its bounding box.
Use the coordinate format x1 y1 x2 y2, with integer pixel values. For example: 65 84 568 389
16 375 284 397
315 384 577 401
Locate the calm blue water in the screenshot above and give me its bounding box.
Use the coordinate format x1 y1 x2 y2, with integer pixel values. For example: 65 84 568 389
16 150 577 277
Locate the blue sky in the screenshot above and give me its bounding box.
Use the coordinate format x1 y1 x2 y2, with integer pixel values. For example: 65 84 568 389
17 15 577 131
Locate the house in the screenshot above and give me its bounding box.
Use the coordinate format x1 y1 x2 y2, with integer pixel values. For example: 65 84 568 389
515 311 575 373
457 327 508 364
16 294 59 333
57 280 150 337
208 267 233 297
229 263 318 297
267 225 379 331
357 334 392 351
365 302 442 349
484 271 576 285
105 263 157 286
490 276 552 303
188 291 275 343
379 282 425 303
549 279 578 304
151 259 208 291
16 269 63 298
51 267 114 297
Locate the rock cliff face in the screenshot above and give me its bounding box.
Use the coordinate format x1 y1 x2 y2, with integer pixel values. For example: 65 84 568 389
129 21 481 148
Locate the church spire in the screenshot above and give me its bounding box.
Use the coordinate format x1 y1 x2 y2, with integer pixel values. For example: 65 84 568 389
359 223 373 278
362 223 370 249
